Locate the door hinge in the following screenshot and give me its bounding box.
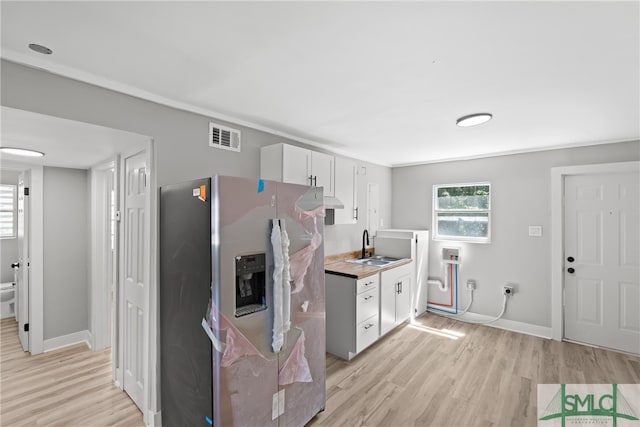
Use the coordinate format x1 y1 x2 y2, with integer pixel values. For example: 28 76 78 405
24 323 29 332
24 187 29 196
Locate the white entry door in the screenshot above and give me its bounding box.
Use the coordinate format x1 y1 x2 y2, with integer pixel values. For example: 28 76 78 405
16 171 30 352
564 171 640 354
119 150 149 410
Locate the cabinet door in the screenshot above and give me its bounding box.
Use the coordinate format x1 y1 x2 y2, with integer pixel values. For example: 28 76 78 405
334 157 358 224
311 151 334 197
395 272 412 325
380 272 397 336
282 144 311 186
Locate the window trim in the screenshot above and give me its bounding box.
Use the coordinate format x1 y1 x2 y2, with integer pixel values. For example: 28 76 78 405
0 184 17 239
433 181 491 243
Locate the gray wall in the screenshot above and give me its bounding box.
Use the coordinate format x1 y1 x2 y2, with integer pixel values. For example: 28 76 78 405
0 60 390 256
43 167 89 339
391 141 640 327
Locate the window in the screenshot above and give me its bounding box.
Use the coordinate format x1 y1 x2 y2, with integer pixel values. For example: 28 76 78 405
0 184 17 239
433 182 491 243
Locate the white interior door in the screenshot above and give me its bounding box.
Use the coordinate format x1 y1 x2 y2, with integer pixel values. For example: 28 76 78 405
564 171 640 354
119 150 148 410
16 171 29 352
90 160 117 352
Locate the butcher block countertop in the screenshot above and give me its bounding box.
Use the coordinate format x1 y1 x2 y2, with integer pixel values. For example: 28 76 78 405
324 249 412 279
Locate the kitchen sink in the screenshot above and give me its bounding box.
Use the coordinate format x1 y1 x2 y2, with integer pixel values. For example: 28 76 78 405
346 255 404 267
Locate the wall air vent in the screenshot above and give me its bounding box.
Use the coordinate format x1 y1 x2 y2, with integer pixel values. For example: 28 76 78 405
209 122 241 152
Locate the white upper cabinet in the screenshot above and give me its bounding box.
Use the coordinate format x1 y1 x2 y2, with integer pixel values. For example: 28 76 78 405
310 150 334 196
281 144 311 186
261 143 335 197
333 157 358 224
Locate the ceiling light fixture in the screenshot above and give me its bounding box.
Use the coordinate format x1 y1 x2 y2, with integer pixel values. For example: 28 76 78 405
0 147 45 157
28 43 53 55
456 113 493 127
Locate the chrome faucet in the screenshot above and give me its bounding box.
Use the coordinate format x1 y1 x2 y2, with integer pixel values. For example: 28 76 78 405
361 229 370 259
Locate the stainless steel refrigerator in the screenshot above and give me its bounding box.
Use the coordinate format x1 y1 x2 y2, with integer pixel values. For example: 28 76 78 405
160 175 326 426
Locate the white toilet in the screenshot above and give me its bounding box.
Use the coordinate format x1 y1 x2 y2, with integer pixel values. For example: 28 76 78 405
0 282 16 319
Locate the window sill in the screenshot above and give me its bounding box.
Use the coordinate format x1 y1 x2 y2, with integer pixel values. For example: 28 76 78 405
433 236 491 244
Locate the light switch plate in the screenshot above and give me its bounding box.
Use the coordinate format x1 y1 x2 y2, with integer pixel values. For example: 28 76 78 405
528 226 543 237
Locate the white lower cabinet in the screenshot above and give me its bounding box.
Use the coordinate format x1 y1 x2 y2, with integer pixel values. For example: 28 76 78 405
326 274 379 360
380 263 413 336
326 261 413 360
356 315 379 353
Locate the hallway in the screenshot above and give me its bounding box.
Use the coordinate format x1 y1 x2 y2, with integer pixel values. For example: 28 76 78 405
0 318 144 426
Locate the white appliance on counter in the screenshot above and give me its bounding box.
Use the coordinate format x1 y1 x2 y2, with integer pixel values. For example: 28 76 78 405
374 229 429 317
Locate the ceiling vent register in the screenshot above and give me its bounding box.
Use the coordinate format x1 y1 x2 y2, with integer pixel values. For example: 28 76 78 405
209 122 241 152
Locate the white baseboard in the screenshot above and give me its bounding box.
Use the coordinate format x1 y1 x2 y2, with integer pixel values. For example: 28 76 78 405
425 311 553 339
43 329 91 352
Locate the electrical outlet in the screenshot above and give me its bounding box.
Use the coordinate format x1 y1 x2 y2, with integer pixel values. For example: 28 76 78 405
467 279 476 290
503 285 514 296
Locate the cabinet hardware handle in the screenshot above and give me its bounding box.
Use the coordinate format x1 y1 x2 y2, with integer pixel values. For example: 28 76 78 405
364 296 373 301
309 175 314 185
354 207 358 220
567 267 575 274
567 256 575 263
313 176 317 186
364 324 374 330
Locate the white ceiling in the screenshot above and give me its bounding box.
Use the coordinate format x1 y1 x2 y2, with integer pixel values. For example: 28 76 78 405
1 1 638 167
1 107 149 169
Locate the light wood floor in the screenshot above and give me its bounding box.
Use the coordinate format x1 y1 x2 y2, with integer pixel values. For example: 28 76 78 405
2 315 638 427
308 313 640 427
0 318 144 427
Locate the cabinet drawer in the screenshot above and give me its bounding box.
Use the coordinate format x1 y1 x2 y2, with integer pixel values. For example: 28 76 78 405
356 314 379 353
356 275 379 294
356 288 378 324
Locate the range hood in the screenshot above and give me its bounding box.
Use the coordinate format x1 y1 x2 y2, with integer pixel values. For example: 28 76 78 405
323 195 344 209
323 195 344 226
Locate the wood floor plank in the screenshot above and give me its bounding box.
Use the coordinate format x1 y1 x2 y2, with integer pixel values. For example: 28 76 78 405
3 311 638 427
308 313 639 427
0 318 143 427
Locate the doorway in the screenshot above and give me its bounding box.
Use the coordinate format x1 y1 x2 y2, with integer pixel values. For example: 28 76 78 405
1 107 156 424
551 161 640 354
16 170 30 352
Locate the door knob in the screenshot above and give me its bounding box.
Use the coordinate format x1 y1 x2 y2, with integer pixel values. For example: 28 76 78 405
567 256 575 263
11 262 19 269
567 267 575 274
